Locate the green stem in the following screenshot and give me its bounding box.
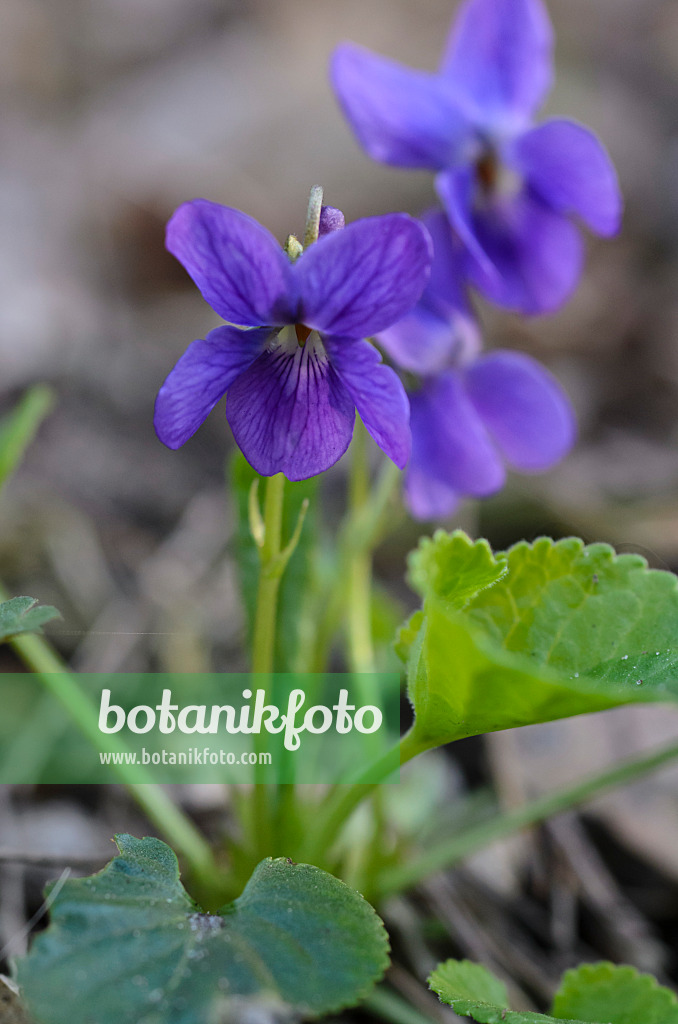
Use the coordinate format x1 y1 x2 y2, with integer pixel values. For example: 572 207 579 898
362 986 435 1024
250 472 310 855
251 473 286 675
305 433 399 866
307 459 402 673
376 735 678 899
6 626 218 888
347 419 375 675
303 730 422 864
350 458 403 553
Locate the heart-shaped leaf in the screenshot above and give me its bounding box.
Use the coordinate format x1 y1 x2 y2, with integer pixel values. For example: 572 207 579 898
0 597 60 642
552 962 678 1024
403 535 678 752
429 959 550 1024
18 835 390 1024
430 960 678 1024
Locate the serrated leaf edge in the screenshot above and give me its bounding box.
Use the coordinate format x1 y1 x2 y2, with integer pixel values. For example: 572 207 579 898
24 836 391 1021
407 529 509 605
552 962 678 1020
429 958 509 1009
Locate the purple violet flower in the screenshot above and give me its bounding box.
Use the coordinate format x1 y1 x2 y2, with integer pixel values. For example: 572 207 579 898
378 212 576 519
331 0 622 314
154 198 432 480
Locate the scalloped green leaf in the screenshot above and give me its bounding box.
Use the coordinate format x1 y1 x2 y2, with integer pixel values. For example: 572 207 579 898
430 959 509 1008
18 835 390 1024
397 532 507 667
404 536 678 751
430 959 557 1024
395 610 423 666
430 960 678 1024
408 530 508 608
0 597 60 642
551 962 678 1024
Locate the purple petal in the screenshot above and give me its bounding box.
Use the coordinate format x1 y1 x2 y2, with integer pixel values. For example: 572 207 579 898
440 0 553 128
436 167 500 281
296 213 432 338
438 167 584 314
465 351 576 470
408 372 505 498
154 325 269 449
330 43 470 169
377 209 481 376
225 334 355 481
378 306 461 376
404 463 461 520
166 200 295 327
422 209 475 317
513 119 622 237
326 338 411 468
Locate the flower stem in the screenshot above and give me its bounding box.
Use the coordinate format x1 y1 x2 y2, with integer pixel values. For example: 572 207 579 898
3 617 218 889
306 458 401 673
250 472 286 852
249 472 312 855
251 472 286 675
302 730 422 864
375 735 678 899
347 418 375 675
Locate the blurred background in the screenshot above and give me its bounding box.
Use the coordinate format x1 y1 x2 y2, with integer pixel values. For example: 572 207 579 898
4 0 678 1007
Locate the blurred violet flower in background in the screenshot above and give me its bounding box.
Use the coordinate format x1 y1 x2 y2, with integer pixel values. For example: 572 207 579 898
154 199 432 480
331 0 622 314
378 213 576 519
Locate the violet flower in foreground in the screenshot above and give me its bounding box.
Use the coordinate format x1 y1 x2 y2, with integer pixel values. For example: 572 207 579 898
332 0 622 314
378 213 576 519
154 198 432 480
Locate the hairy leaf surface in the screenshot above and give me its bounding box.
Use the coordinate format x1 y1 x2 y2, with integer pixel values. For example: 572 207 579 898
431 959 678 1024
552 962 678 1024
18 835 389 1024
0 597 60 642
404 534 678 750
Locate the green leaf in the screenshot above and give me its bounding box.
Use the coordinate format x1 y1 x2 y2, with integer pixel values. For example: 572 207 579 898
0 387 54 492
407 530 508 608
404 535 678 751
430 960 678 1024
0 597 60 642
18 835 390 1024
395 610 424 665
396 531 506 667
551 962 678 1024
430 959 550 1024
430 959 509 1009
230 452 318 672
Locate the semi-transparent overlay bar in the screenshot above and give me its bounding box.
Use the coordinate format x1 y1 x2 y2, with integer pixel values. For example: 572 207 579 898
0 673 401 784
